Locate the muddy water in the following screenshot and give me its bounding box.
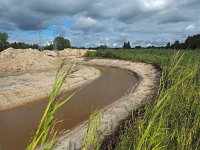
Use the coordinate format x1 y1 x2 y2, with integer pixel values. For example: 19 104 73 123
0 67 137 150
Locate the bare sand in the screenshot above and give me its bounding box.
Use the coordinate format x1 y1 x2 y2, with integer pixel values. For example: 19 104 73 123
0 48 99 111
0 48 88 72
0 48 161 150
53 58 161 150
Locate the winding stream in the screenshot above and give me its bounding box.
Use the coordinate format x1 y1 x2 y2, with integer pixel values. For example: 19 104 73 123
0 66 137 150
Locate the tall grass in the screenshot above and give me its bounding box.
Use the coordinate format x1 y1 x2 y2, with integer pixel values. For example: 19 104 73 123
26 60 104 150
82 111 104 150
26 60 76 150
86 49 200 150
26 49 199 150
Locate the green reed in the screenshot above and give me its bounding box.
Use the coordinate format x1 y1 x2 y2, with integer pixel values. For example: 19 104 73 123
26 60 76 150
86 49 200 150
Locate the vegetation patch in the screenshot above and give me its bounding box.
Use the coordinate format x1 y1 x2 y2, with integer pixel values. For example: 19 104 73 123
86 49 200 150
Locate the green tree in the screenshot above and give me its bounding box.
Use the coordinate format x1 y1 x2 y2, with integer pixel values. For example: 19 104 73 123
98 44 108 50
30 44 39 49
44 44 54 50
172 40 180 49
53 36 71 50
166 42 171 49
122 41 131 49
135 46 142 49
185 34 200 50
0 32 9 52
10 42 31 49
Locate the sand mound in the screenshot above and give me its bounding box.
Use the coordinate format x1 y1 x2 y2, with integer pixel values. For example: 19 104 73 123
58 48 88 57
0 48 100 111
0 48 57 72
0 48 89 72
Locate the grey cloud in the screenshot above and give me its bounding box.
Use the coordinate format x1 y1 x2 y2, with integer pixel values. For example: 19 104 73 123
157 9 192 24
1 0 200 47
28 0 93 15
1 0 199 30
0 0 95 30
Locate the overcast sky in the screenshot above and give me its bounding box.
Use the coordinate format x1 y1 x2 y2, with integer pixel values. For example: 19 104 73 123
0 0 200 47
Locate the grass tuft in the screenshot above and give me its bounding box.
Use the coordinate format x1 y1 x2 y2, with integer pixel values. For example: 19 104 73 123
26 60 76 150
82 111 104 150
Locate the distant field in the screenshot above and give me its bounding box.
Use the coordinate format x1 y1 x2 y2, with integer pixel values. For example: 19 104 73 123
86 49 200 150
86 49 200 66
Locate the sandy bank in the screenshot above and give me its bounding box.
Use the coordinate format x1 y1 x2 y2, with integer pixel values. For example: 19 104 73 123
0 48 99 111
0 66 101 111
0 48 161 149
53 58 161 150
0 48 88 72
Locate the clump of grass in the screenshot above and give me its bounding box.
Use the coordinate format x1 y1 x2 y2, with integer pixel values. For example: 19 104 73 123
26 60 76 150
86 49 200 150
82 111 104 150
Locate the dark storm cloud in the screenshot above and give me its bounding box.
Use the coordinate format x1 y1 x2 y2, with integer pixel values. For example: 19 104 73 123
1 0 200 46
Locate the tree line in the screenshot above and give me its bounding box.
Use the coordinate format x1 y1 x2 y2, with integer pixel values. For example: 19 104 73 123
167 34 200 50
97 34 200 50
88 34 200 50
0 33 71 52
127 34 200 50
1 32 200 52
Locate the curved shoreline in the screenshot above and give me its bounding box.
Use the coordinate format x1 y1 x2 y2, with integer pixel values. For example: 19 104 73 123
0 66 101 111
53 58 161 149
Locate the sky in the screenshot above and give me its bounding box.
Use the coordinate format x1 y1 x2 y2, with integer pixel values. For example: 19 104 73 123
0 0 200 47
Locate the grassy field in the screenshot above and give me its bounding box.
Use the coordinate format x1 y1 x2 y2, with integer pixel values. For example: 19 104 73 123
86 49 200 150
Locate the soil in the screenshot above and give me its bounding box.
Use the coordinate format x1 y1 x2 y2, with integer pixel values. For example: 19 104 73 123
53 58 161 150
0 48 100 111
0 48 161 150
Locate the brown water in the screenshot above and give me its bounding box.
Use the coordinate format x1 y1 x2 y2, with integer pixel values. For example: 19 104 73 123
0 67 136 150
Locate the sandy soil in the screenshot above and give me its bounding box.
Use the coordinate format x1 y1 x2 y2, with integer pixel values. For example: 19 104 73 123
0 48 99 111
53 58 161 150
0 48 161 149
0 48 88 72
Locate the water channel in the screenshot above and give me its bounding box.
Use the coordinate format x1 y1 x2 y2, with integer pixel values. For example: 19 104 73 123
0 66 137 150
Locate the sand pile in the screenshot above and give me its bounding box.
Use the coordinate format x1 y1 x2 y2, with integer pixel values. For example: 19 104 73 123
0 48 90 72
0 48 57 72
58 48 88 57
0 48 100 111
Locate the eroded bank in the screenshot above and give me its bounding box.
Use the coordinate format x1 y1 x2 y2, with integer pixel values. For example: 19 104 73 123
0 66 136 150
54 58 161 150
